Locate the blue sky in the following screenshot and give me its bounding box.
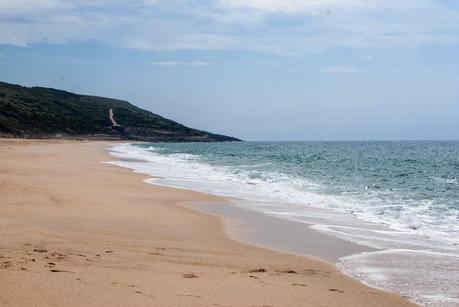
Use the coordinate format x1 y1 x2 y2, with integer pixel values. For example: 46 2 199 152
0 0 458 140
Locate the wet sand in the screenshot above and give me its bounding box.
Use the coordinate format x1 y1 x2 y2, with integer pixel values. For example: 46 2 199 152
183 201 375 261
0 139 416 306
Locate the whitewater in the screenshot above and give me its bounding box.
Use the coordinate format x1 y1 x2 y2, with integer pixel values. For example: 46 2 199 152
108 141 459 307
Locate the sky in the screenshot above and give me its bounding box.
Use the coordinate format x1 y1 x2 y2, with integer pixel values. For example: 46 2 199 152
0 0 458 140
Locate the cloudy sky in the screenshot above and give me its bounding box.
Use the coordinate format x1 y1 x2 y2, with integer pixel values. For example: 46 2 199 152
1 0 458 140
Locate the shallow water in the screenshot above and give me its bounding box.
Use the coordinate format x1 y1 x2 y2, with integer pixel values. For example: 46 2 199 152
109 141 459 306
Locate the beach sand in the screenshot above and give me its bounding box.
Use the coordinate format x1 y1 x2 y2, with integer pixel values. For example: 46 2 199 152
0 139 416 306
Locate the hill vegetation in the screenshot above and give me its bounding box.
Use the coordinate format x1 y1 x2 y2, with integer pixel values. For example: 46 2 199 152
0 81 239 142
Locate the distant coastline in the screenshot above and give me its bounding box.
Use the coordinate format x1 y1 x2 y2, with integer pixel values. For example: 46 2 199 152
0 81 240 142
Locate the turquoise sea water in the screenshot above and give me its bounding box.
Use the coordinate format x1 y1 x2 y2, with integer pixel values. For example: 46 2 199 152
109 141 459 306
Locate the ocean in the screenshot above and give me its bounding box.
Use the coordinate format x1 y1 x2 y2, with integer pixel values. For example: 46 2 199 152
109 141 459 307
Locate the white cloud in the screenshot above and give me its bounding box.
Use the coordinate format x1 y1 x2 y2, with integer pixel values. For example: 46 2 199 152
0 0 458 54
149 60 209 66
218 0 382 15
187 60 209 66
149 61 180 66
0 0 68 14
320 65 361 74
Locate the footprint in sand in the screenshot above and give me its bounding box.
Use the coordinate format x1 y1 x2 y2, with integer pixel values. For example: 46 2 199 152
248 268 266 273
283 270 297 274
328 288 344 293
50 269 72 273
1 261 12 269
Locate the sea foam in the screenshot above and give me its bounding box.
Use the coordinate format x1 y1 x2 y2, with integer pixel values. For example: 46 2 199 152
108 142 459 306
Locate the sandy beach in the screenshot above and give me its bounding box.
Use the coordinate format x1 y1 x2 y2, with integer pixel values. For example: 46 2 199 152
0 139 416 307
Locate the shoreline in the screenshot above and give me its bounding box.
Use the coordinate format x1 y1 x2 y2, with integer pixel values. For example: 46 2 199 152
112 145 377 263
0 139 415 306
181 201 375 262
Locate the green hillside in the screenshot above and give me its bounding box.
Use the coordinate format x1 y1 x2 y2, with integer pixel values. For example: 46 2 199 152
0 81 239 142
